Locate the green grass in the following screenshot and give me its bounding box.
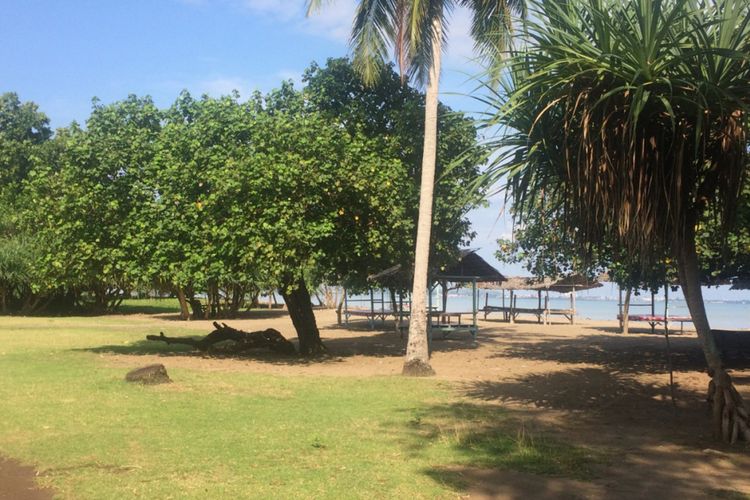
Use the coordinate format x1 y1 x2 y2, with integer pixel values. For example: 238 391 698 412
118 297 182 315
0 315 600 499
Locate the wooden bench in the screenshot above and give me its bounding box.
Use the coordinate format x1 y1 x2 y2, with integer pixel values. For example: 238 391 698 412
617 314 693 333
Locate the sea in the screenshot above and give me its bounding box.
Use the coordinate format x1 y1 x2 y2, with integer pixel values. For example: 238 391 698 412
346 282 750 330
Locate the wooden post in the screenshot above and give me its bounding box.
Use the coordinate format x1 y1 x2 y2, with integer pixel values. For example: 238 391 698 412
381 288 385 325
344 288 349 325
570 289 576 325
472 278 477 339
650 289 656 334
484 291 489 320
509 290 515 324
664 284 669 334
537 289 542 324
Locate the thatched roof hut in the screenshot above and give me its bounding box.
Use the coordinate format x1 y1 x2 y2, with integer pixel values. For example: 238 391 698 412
367 249 506 287
437 249 507 283
480 274 601 293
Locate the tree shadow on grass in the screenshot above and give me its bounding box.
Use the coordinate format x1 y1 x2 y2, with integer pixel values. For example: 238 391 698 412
79 324 496 364
408 373 750 498
460 368 704 427
488 333 713 374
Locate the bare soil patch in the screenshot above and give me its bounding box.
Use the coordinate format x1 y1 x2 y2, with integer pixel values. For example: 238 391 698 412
0 457 53 500
98 309 750 498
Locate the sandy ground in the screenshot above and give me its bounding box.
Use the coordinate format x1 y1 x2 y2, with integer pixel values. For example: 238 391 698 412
11 308 750 499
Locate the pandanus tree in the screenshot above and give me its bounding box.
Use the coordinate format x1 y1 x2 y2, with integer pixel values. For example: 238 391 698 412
308 0 526 375
483 0 750 441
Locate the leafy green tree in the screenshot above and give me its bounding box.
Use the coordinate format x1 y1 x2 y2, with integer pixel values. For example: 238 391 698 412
0 93 52 313
308 0 526 376
25 96 161 311
698 176 750 286
303 58 482 284
484 0 750 440
0 92 51 189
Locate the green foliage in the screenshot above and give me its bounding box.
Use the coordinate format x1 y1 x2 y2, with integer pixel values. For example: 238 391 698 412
0 92 51 189
23 96 162 310
303 58 483 285
481 0 750 287
2 69 480 316
0 93 53 312
698 176 750 284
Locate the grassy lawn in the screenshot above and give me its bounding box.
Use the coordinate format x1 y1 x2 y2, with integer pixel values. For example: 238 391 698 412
0 313 600 499
118 297 182 315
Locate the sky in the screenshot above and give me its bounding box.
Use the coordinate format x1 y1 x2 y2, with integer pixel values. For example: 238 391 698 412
7 1 746 305
1 0 518 273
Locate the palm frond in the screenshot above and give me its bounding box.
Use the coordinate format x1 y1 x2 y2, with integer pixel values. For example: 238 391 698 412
480 0 750 269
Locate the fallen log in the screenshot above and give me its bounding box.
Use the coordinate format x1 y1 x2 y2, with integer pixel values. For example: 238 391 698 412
147 322 296 355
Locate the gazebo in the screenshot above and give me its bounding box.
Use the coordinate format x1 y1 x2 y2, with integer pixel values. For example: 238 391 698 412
483 274 602 324
428 249 507 339
344 249 506 338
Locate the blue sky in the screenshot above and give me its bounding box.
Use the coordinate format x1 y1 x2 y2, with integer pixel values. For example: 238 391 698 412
1 0 517 272
3 1 748 305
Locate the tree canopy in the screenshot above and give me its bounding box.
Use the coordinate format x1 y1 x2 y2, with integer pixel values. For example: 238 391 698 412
0 60 482 354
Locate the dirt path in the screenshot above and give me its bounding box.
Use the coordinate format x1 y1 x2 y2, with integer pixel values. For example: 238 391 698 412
100 309 750 498
0 458 53 500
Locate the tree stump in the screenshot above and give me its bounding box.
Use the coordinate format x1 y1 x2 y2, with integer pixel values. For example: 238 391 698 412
125 364 172 385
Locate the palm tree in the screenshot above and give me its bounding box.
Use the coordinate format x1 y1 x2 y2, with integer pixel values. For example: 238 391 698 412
484 0 750 441
308 0 526 376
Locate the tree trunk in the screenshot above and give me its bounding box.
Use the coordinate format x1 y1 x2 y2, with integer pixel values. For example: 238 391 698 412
336 293 345 325
176 287 191 320
280 277 325 356
677 231 750 442
403 12 442 377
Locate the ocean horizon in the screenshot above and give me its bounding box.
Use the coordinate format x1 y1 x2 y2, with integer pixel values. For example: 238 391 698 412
346 282 750 330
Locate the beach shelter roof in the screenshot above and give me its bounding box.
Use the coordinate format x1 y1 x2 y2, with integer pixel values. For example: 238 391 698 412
436 249 507 283
548 274 603 293
480 274 602 292
730 277 750 290
367 249 507 287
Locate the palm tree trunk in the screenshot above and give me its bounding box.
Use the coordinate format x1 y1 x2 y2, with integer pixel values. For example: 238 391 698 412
403 13 442 377
677 229 750 442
